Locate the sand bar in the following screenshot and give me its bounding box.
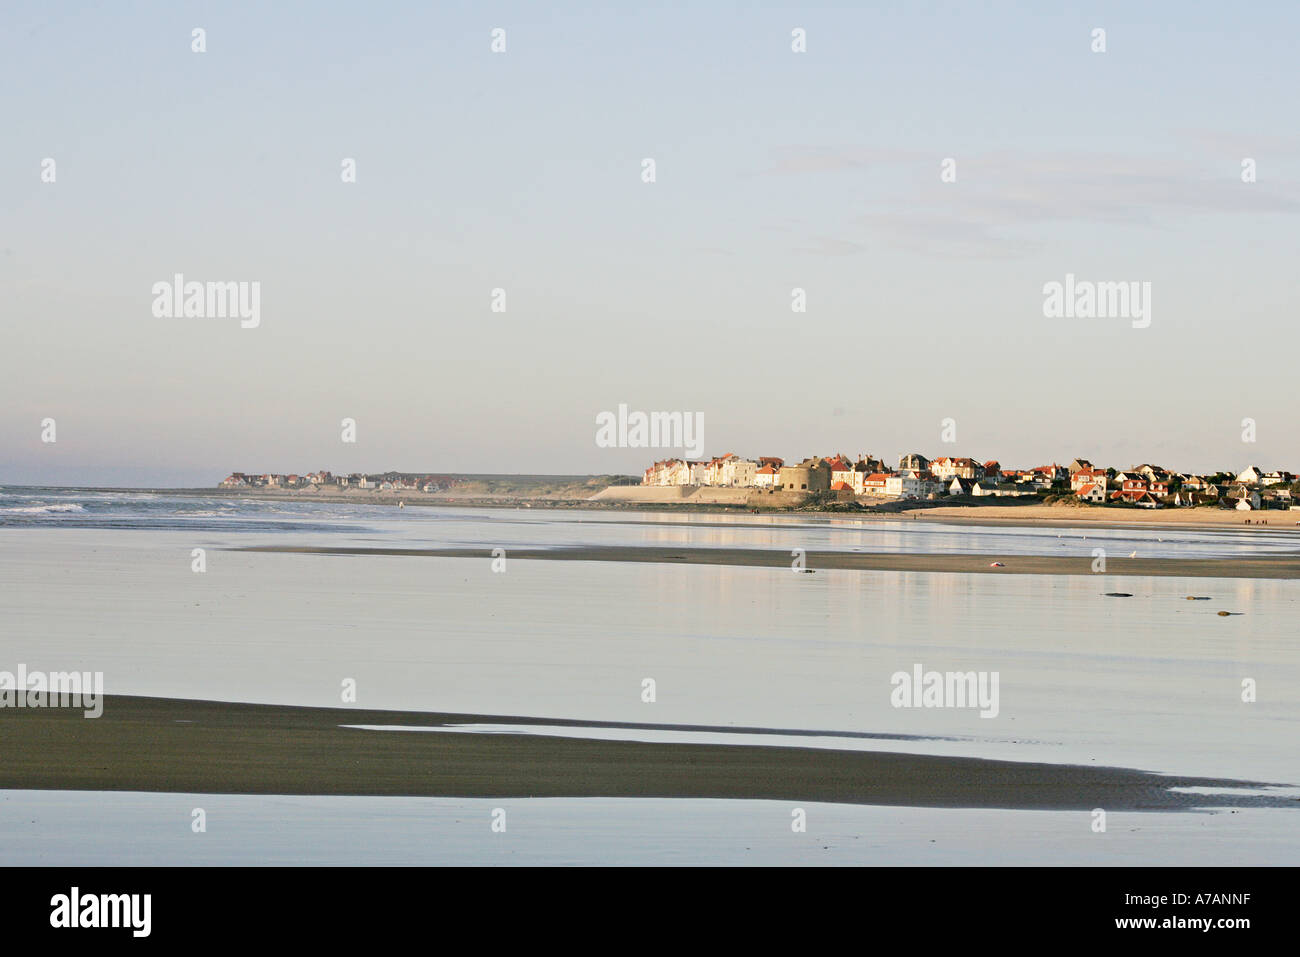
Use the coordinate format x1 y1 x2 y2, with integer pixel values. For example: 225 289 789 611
2 695 1294 811
233 544 1300 580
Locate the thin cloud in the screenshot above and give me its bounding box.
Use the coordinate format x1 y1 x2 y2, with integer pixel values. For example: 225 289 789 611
765 146 1300 259
795 236 867 256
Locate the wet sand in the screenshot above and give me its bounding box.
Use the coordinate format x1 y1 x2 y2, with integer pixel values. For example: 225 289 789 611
2 695 1292 811
233 543 1300 580
913 503 1300 532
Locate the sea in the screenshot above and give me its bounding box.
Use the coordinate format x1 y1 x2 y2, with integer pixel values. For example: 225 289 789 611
1 486 1297 865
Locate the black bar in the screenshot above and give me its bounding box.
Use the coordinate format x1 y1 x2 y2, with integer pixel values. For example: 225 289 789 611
6 866 1287 942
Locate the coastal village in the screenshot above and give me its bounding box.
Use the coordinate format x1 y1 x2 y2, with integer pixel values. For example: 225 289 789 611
219 471 461 493
215 457 1300 513
638 453 1300 511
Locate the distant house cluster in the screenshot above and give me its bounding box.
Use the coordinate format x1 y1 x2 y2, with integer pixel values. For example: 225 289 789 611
1075 463 1297 511
219 471 460 493
644 452 995 499
643 454 776 488
641 453 1299 510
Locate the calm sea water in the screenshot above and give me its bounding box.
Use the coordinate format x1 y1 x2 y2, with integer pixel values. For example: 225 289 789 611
2 486 1297 864
3 485 1299 557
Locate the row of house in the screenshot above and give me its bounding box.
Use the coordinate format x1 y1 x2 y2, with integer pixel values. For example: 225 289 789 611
1067 462 1295 510
640 452 1300 509
643 455 784 488
644 452 1068 500
219 471 459 493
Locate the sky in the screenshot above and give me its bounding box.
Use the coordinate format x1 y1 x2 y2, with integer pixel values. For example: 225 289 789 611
3 1 1298 486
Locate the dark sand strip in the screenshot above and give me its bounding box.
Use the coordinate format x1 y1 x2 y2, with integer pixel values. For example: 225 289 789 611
232 544 1300 580
2 696 1294 811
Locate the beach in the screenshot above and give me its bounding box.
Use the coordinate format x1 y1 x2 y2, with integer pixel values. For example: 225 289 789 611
2 487 1298 865
912 503 1299 531
235 542 1300 580
120 483 1300 534
3 694 1291 812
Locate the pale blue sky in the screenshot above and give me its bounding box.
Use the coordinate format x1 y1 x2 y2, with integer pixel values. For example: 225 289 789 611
3 1 1298 485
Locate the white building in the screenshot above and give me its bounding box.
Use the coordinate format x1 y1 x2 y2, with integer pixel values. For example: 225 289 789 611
862 472 891 495
931 457 982 481
1233 488 1263 510
709 454 757 487
643 460 695 486
730 459 757 487
830 460 856 490
1076 483 1106 504
1070 469 1108 492
887 474 929 498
